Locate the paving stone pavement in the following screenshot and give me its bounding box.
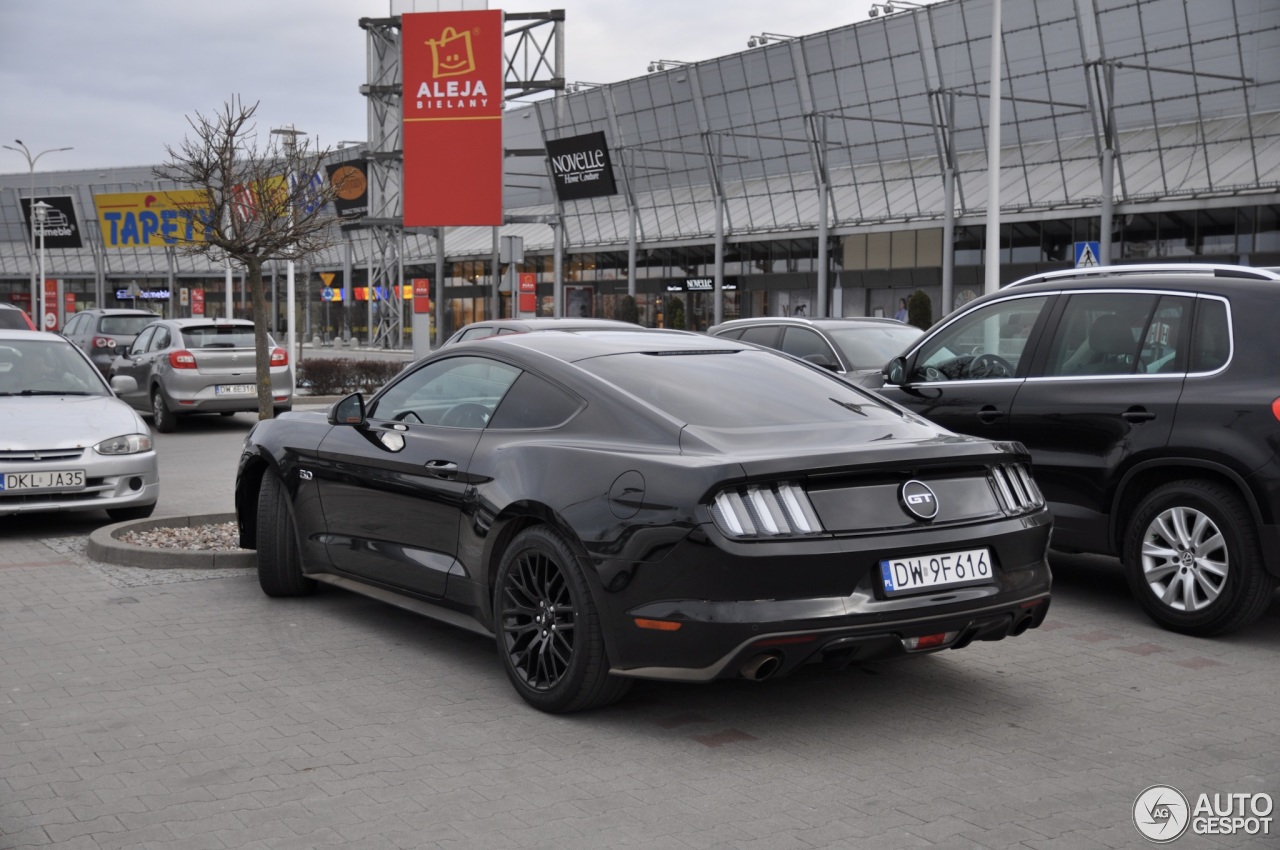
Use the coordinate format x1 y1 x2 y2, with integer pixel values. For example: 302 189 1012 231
2 436 1278 850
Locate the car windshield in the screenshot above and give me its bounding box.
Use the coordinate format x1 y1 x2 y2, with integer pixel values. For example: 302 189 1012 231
578 349 900 428
0 339 109 396
181 325 256 349
825 325 924 369
100 315 157 335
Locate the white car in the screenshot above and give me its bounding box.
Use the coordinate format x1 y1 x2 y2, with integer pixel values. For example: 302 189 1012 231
0 330 158 521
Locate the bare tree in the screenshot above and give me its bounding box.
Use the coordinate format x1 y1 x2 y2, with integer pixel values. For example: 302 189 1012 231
154 96 340 420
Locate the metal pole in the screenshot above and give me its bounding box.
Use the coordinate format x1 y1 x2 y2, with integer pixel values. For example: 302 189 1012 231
628 205 637 299
435 228 446 348
942 167 956 315
35 204 47 330
1100 147 1114 266
817 179 829 318
3 142 72 324
553 220 563 317
491 227 501 319
342 234 353 343
713 194 725 326
984 0 1004 294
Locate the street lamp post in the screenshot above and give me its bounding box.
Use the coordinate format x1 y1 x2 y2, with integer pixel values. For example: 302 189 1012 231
271 125 305 375
33 201 52 331
3 140 72 319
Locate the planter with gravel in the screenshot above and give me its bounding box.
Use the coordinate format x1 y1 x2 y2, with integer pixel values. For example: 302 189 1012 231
87 512 256 569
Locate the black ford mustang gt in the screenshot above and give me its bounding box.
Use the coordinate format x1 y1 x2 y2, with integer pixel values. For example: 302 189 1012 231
236 330 1052 713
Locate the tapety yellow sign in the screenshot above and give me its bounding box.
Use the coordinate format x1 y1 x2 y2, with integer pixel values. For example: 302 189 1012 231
93 190 212 249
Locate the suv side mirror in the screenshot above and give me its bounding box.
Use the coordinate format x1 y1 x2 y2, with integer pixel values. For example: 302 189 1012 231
885 357 907 386
329 392 366 426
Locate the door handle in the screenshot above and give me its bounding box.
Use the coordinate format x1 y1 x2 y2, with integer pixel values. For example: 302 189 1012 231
424 460 459 478
1122 408 1157 423
976 405 1005 425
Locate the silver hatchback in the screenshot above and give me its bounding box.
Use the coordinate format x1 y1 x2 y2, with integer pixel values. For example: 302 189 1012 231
109 319 293 432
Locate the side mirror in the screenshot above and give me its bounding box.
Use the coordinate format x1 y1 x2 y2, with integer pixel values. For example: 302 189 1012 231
329 392 365 426
110 375 138 395
885 357 907 386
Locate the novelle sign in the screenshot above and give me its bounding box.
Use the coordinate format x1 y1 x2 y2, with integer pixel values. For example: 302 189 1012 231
666 277 738 292
402 10 504 227
546 132 618 201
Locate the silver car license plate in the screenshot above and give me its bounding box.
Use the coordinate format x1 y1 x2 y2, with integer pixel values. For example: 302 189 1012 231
1 470 86 492
215 384 256 395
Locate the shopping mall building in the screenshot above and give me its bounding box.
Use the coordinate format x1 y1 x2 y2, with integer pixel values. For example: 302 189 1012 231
2 0 1277 341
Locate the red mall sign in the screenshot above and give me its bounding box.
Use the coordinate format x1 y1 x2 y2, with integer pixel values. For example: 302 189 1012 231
412 278 433 314
402 10 504 227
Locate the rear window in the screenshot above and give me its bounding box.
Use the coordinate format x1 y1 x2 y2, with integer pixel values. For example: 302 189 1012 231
578 349 895 428
181 325 257 349
0 308 31 330
100 315 157 336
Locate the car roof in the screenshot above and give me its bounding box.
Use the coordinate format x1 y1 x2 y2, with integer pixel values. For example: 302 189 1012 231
78 308 158 316
456 328 749 361
1007 263 1280 288
709 316 910 332
0 329 74 343
164 318 255 327
463 318 639 331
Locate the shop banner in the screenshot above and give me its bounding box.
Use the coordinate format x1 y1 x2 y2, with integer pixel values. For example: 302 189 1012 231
402 10 504 226
666 277 738 292
94 190 212 249
547 132 618 201
20 196 84 249
326 160 369 219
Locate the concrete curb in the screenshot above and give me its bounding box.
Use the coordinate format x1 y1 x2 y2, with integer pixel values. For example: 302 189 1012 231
87 512 256 570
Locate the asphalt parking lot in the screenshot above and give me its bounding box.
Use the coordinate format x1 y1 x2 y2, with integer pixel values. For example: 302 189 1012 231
2 411 1277 850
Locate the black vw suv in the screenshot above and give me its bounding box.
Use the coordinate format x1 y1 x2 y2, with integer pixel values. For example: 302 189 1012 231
878 264 1280 636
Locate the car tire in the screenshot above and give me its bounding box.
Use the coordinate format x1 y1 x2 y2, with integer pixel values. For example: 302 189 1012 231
1123 480 1275 636
495 525 631 713
107 503 156 522
256 471 316 598
151 389 176 433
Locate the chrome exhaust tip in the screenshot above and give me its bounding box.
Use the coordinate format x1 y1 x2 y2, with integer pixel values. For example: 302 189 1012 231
740 652 782 681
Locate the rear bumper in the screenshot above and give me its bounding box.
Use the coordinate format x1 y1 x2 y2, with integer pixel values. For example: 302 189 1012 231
595 511 1053 681
613 593 1050 682
161 373 293 413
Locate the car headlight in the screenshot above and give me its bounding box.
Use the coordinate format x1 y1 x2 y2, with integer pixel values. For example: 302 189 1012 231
711 481 825 539
94 433 154 455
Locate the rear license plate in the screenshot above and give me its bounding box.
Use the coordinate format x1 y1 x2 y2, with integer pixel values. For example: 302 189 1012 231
1 469 86 492
215 384 255 395
879 547 993 596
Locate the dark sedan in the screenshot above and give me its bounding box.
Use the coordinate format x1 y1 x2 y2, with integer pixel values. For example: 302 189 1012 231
235 331 1052 712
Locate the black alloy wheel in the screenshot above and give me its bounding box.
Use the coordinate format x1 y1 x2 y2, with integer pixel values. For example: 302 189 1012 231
496 526 630 713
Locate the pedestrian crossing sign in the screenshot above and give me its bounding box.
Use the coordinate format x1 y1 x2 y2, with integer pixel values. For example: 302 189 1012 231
1075 241 1101 268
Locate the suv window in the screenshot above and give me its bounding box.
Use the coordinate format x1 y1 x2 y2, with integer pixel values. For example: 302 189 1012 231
1189 298 1230 372
1041 292 1188 377
914 295 1050 381
780 327 837 367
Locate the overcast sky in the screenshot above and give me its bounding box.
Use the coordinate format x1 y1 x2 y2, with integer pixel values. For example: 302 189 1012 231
0 0 918 174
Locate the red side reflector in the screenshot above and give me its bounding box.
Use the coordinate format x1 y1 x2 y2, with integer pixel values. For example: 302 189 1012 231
634 618 682 631
915 633 948 650
1272 398 1280 422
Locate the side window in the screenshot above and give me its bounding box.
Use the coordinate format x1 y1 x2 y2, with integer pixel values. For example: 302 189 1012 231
149 327 172 352
369 356 521 428
780 327 838 367
1042 293 1158 377
458 326 497 341
738 325 779 347
1139 296 1193 374
63 314 83 336
712 327 745 340
130 326 157 356
488 371 584 429
913 295 1050 381
1189 298 1230 372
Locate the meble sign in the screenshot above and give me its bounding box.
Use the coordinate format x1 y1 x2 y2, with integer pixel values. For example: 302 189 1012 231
94 191 213 250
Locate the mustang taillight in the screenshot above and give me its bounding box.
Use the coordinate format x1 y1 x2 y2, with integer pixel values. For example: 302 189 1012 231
92 336 117 349
270 347 288 367
168 350 197 369
990 463 1044 515
711 482 824 539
